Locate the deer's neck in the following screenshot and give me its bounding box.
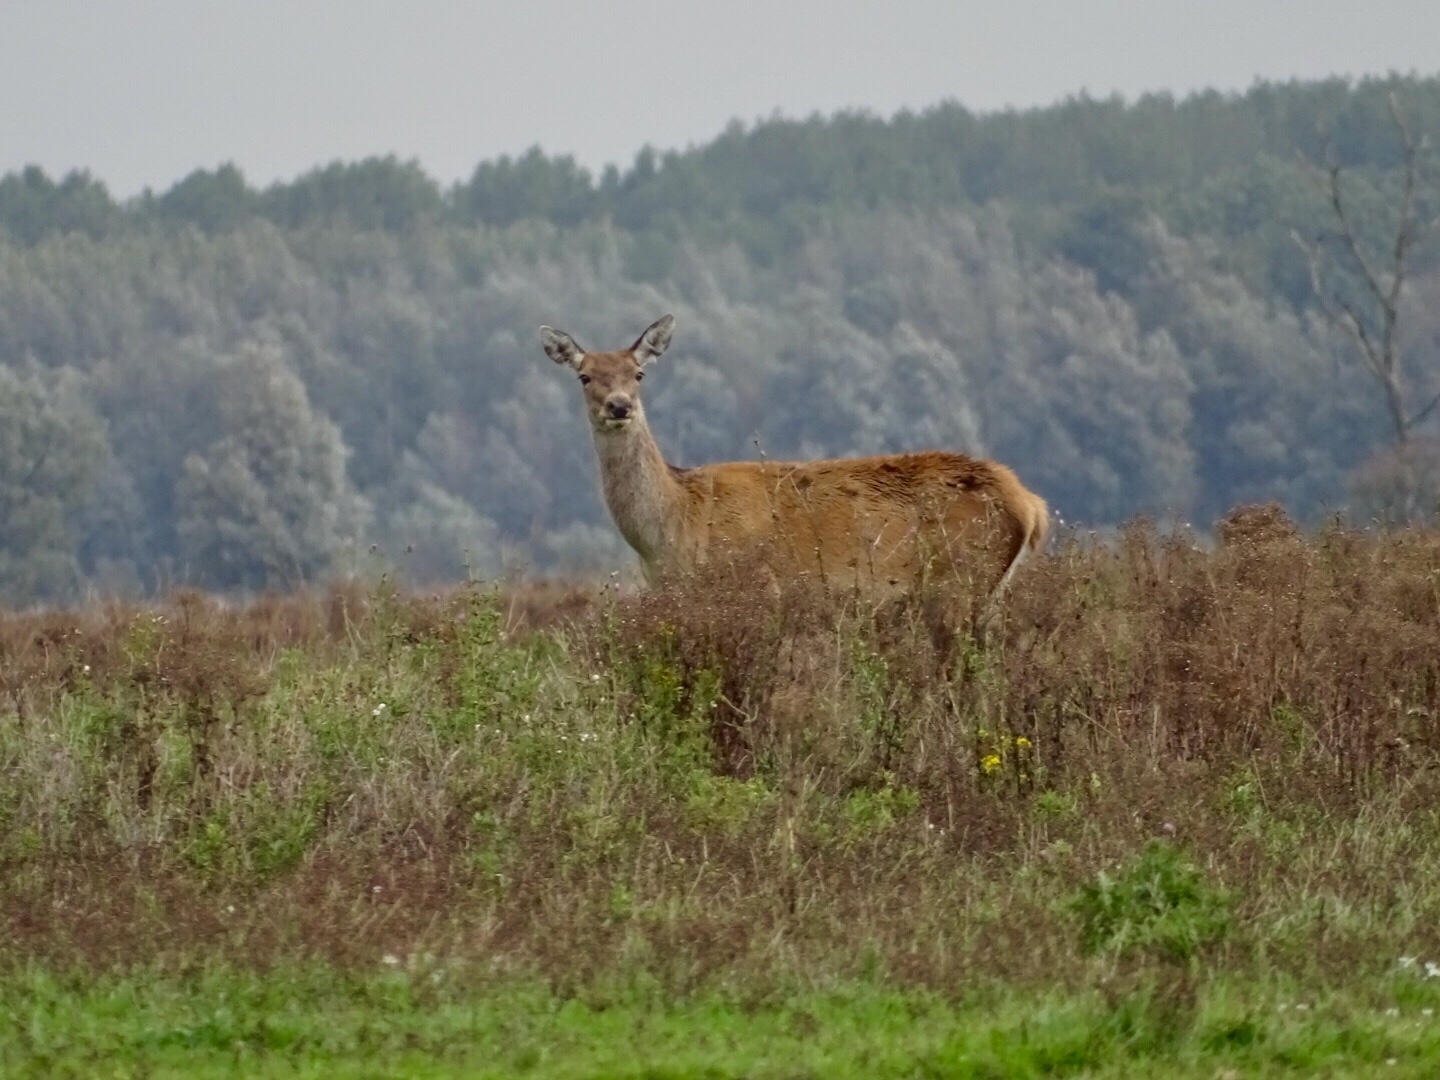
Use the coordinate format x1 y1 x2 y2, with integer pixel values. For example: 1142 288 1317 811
592 415 684 572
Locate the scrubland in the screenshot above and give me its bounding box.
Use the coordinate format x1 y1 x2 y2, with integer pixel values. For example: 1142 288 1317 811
5 506 1440 1076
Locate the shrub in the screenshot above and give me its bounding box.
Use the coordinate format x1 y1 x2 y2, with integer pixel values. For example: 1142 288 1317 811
1072 842 1231 963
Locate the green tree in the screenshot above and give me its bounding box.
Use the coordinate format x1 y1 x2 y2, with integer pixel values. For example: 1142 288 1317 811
265 157 443 230
379 476 502 585
152 164 257 232
0 166 119 245
1058 191 1154 294
456 148 597 227
0 367 106 602
1129 218 1367 523
175 346 368 589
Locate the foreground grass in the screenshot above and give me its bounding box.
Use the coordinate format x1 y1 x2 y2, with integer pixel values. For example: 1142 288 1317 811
9 965 1440 1078
3 513 1440 1074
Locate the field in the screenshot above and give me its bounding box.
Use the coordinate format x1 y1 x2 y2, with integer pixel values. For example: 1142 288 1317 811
5 507 1440 1077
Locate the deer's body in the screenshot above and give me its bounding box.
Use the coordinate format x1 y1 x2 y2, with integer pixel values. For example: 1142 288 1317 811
541 315 1048 598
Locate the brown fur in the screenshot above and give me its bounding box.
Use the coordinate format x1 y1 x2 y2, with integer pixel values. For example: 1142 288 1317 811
539 316 1048 597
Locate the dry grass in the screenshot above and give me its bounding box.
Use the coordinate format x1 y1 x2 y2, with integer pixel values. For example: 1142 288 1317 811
3 507 1440 1002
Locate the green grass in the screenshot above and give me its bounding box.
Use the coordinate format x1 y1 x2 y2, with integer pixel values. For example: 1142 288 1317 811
7 965 1440 1078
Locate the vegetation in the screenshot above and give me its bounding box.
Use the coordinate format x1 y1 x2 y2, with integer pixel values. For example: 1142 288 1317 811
4 69 1440 1074
2 76 1440 600
3 509 1440 1073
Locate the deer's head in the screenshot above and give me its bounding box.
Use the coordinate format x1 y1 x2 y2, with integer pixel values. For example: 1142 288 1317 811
540 315 674 433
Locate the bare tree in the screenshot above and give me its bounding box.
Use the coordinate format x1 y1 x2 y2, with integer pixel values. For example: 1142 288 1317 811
1293 94 1440 521
1293 94 1439 448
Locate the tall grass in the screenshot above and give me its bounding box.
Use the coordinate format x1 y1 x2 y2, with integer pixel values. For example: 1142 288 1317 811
2 506 1440 1011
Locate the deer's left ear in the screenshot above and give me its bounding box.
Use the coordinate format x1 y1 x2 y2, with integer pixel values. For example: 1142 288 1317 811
631 314 675 365
540 326 584 369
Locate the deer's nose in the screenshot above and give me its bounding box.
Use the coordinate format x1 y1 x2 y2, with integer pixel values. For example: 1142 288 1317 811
605 397 633 420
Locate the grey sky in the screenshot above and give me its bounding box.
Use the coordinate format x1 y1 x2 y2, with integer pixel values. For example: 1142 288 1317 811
6 0 1440 197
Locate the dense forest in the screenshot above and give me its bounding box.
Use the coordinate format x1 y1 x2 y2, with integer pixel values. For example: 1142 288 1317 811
2 75 1439 603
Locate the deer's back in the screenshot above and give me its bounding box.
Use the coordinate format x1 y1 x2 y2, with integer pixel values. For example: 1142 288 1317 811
668 450 1044 590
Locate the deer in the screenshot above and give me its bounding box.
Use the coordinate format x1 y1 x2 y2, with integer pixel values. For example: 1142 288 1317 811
539 314 1048 621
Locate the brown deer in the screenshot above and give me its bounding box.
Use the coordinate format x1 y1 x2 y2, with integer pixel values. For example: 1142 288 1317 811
539 315 1048 608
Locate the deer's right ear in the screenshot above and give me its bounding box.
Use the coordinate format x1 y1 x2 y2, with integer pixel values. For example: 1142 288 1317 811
540 326 583 369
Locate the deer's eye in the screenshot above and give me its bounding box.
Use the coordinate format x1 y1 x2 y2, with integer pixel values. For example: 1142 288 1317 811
578 374 592 385
635 370 645 381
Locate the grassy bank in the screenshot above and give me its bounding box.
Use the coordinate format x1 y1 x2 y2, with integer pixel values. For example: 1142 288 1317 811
3 508 1440 1074
9 966 1440 1078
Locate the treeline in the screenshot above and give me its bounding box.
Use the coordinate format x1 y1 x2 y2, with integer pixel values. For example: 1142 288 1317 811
0 75 1437 603
8 76 1440 291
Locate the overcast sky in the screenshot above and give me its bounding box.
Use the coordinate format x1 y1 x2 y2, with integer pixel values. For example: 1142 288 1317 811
6 0 1440 197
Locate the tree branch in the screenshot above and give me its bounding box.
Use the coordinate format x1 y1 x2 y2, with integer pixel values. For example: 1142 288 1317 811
1325 161 1394 323
1293 229 1385 377
1299 95 1437 450
1409 385 1440 429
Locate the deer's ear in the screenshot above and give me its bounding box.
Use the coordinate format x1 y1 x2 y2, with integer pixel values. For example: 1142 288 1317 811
540 326 583 369
631 314 675 365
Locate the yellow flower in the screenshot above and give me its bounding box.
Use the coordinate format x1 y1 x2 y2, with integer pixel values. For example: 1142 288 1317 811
981 754 1002 774
1015 737 1032 750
